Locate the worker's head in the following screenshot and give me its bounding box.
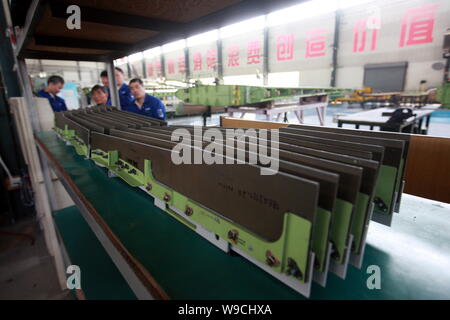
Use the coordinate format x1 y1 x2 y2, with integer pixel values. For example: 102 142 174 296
129 78 145 99
100 70 109 88
90 85 109 106
47 75 65 95
114 67 125 86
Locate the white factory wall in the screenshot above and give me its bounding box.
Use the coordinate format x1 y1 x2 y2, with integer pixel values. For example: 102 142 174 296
189 42 219 79
28 0 450 91
268 10 335 87
163 49 186 81
144 54 163 79
129 54 144 79
139 0 449 90
221 30 265 77
25 59 105 89
337 0 450 90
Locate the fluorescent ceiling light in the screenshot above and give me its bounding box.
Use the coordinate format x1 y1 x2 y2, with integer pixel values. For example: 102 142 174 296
143 47 161 58
266 0 374 27
128 52 143 62
162 39 186 53
338 0 375 10
220 15 265 39
187 30 219 47
267 0 337 27
132 0 377 62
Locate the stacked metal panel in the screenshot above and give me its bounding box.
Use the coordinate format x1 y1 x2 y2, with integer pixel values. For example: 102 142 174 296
54 106 409 298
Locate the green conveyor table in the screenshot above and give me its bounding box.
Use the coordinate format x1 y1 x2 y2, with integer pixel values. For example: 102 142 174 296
36 131 450 300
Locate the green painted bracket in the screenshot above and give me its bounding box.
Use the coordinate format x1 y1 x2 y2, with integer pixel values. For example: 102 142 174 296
54 125 73 140
312 208 331 273
142 158 313 283
89 149 314 284
350 193 371 254
91 149 112 169
393 159 405 211
374 165 398 215
54 126 64 136
330 199 353 265
53 126 88 157
70 138 88 157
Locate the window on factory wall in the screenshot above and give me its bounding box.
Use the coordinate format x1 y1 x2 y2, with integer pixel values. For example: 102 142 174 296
267 72 300 87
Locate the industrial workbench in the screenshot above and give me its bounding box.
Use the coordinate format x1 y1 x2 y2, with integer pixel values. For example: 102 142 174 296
35 131 450 300
337 106 439 133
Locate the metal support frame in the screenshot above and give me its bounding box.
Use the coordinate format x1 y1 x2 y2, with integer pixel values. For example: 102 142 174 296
329 234 354 279
372 206 395 227
184 46 190 82
126 61 132 79
349 202 374 269
0 1 21 97
145 177 317 299
263 15 269 86
145 185 230 253
234 248 315 298
313 241 333 287
13 0 46 57
17 59 40 130
330 9 341 87
106 62 120 109
38 155 58 211
227 101 328 125
160 54 166 79
216 34 224 83
15 57 68 289
0 0 23 175
394 180 405 213
76 61 82 81
142 58 147 79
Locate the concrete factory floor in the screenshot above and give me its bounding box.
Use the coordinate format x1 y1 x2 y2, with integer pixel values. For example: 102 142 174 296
0 217 73 300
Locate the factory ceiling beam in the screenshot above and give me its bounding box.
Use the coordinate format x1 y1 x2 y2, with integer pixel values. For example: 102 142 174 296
48 0 187 34
34 35 129 51
14 0 46 57
107 0 305 60
13 0 307 63
19 49 109 62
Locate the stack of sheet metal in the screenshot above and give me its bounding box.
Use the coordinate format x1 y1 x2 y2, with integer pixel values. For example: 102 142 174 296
53 106 410 298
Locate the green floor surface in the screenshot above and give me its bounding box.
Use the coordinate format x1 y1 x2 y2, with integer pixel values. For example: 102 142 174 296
53 206 136 300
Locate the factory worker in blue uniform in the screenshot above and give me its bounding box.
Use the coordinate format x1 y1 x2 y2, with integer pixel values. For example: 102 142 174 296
128 78 166 120
37 75 68 112
99 67 133 108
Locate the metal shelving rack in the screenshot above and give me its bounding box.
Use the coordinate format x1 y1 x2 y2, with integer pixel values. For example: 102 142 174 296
2 0 302 299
